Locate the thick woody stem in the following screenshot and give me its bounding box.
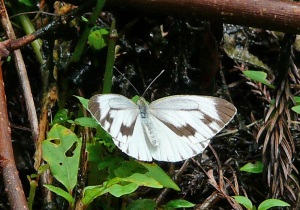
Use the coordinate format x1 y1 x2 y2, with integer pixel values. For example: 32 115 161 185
0 64 28 209
106 0 300 33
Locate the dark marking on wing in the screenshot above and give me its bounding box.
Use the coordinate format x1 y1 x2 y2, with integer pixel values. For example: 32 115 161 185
119 119 137 137
88 96 138 138
162 121 197 137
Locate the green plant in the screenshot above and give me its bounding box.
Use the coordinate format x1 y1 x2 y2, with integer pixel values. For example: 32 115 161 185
240 161 263 173
242 70 275 89
291 96 300 114
41 112 195 209
233 196 290 210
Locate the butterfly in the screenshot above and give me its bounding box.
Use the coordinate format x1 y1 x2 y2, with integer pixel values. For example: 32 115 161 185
88 94 236 162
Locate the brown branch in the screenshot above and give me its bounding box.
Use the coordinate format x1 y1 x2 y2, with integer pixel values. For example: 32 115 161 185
0 0 39 142
0 0 95 60
0 34 39 60
106 0 300 33
34 86 58 205
0 65 28 209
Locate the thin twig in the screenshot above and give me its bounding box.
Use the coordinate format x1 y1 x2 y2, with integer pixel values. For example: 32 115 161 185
215 120 261 138
155 160 189 205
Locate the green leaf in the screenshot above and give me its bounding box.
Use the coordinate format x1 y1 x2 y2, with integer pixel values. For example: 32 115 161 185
81 16 89 22
293 96 300 104
258 199 290 210
92 131 115 152
97 156 127 180
82 173 162 205
98 156 123 171
51 109 69 125
233 196 253 210
97 158 147 180
88 28 109 50
82 185 107 205
126 199 157 210
294 96 300 103
292 105 300 114
81 175 146 205
106 182 139 197
121 173 163 188
108 173 162 193
86 113 116 151
243 71 275 89
131 95 140 103
82 180 138 204
140 162 180 191
19 0 35 6
74 96 89 110
74 117 99 128
114 160 148 178
240 161 263 173
42 124 81 193
223 34 271 72
37 164 49 175
44 185 74 204
87 142 105 162
165 199 195 208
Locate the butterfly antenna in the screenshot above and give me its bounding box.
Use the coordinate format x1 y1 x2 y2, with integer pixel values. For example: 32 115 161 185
142 70 165 97
114 67 141 95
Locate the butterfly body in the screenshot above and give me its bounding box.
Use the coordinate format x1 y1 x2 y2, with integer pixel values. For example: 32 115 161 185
88 94 236 162
137 97 159 147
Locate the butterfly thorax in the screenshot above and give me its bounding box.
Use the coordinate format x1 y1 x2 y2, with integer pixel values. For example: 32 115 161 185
137 97 159 147
137 97 149 118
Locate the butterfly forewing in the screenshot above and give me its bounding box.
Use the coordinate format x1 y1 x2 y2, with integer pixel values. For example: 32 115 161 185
88 94 139 142
88 94 154 161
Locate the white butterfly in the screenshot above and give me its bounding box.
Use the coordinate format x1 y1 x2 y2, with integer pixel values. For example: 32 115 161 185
88 94 236 162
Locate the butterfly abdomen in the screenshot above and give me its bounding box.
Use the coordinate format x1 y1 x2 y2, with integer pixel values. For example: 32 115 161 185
141 117 159 147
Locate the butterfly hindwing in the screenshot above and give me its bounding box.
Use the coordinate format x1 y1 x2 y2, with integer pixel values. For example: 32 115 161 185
145 114 207 161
